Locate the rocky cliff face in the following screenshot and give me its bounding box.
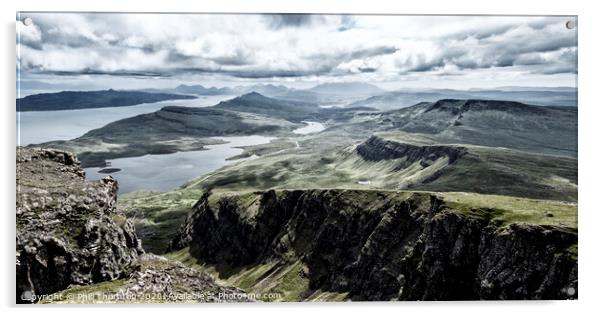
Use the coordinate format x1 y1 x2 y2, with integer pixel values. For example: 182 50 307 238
16 148 252 304
425 99 548 115
16 148 144 303
356 135 467 168
41 254 252 303
170 189 577 300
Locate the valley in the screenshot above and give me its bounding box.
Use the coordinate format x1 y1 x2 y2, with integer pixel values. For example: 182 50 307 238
17 84 578 302
16 148 577 302
166 189 576 301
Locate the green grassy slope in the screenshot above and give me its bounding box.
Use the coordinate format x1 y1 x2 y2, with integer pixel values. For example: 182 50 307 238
182 133 576 202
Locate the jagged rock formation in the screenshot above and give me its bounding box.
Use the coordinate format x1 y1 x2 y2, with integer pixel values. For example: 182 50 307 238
170 189 577 301
16 148 254 304
16 148 144 303
42 254 252 303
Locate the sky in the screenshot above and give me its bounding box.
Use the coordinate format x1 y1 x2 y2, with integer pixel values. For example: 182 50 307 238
16 13 578 91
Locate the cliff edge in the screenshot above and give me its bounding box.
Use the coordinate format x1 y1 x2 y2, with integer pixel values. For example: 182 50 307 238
16 148 144 302
170 189 577 301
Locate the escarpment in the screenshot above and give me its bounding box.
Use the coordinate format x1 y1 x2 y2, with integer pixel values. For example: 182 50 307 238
16 148 144 303
425 99 548 115
356 135 467 168
170 189 577 300
348 134 577 201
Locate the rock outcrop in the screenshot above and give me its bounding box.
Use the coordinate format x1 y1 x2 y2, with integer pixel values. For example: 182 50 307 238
170 189 577 301
42 254 252 303
425 99 549 115
356 135 467 168
349 135 577 201
16 148 144 303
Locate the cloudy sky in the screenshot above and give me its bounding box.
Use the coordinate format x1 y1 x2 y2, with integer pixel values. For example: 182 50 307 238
16 13 577 91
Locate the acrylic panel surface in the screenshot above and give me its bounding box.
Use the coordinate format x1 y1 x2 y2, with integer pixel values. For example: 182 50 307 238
16 13 577 303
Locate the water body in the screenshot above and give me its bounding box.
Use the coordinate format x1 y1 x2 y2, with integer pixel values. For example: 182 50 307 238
85 135 274 194
292 121 326 134
19 99 323 194
17 95 237 146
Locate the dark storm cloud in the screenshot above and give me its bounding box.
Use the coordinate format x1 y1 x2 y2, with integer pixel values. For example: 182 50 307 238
211 55 253 66
421 46 575 74
37 69 171 77
18 37 43 50
492 32 575 55
448 23 516 41
535 65 577 75
222 69 327 79
263 14 319 29
404 57 446 72
524 49 577 74
357 67 377 73
476 31 576 73
308 45 398 68
167 49 254 67
349 46 399 59
169 67 334 79
163 44 399 79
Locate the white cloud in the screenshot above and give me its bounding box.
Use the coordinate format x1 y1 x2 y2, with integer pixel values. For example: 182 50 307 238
16 20 42 46
16 13 577 88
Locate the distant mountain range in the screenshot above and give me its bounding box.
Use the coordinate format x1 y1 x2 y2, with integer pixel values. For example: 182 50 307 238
156 83 576 109
215 92 320 122
306 82 384 95
16 89 196 112
172 84 234 95
142 82 387 106
16 82 577 112
350 87 577 110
